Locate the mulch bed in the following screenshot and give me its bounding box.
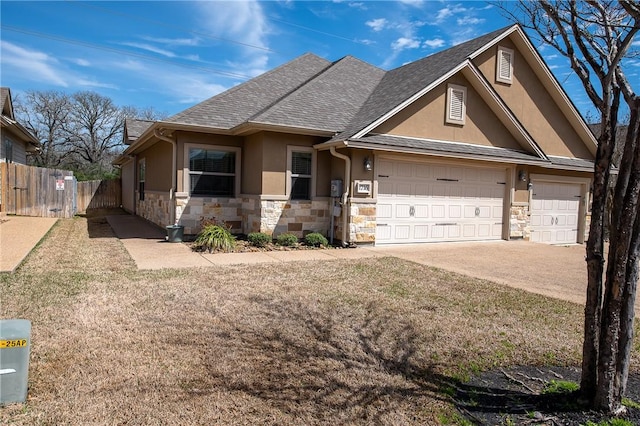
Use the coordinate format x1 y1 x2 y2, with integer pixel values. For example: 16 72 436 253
455 366 640 425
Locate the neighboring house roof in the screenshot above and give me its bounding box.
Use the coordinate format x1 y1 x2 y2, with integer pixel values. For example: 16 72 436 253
0 87 39 149
167 53 332 130
1 87 12 118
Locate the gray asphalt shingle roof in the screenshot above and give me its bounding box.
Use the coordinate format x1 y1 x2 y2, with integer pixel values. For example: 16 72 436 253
1 87 12 118
125 119 155 144
547 156 594 170
353 134 547 163
250 56 385 132
168 53 332 129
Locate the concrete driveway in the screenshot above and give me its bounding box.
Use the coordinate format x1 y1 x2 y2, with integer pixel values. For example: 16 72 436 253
370 241 635 311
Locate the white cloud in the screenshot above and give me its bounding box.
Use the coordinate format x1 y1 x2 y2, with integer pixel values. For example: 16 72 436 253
77 79 119 90
632 40 640 46
366 18 388 32
398 0 424 6
73 58 91 67
423 38 445 49
1 41 68 87
435 4 467 23
121 42 177 58
142 36 200 47
456 16 485 26
112 58 228 104
391 37 421 51
196 1 270 77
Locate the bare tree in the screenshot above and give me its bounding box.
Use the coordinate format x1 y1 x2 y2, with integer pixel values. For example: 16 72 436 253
13 90 73 167
121 105 168 121
65 91 126 177
498 0 640 414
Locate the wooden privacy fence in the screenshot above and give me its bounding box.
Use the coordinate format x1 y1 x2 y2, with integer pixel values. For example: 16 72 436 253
76 179 121 213
1 163 76 218
1 163 121 218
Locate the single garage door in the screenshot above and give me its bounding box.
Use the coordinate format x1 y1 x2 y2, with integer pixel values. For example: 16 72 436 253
375 159 506 244
530 181 581 244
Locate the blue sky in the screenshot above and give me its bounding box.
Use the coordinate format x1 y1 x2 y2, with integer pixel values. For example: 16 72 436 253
0 1 602 119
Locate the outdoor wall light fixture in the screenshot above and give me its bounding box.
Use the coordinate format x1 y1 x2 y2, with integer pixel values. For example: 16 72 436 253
518 170 527 182
364 157 373 171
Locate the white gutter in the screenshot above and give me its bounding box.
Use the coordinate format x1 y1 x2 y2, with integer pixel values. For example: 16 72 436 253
329 146 351 246
154 128 177 225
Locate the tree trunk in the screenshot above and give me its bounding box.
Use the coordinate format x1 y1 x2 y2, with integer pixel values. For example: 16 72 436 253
594 102 640 412
581 117 616 402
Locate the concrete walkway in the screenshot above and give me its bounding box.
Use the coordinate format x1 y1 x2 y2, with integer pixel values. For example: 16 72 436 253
106 215 382 270
0 216 58 272
104 214 609 309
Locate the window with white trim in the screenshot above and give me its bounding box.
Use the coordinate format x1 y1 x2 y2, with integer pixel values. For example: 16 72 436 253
446 84 467 125
138 158 145 201
287 147 314 200
496 46 514 84
188 146 239 197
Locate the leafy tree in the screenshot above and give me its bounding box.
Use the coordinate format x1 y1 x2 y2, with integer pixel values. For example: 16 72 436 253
498 0 639 414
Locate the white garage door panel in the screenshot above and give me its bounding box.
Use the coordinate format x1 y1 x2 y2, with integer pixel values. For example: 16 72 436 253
376 160 506 244
530 182 581 244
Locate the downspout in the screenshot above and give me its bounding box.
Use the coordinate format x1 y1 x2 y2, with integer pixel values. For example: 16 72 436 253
154 128 177 225
329 146 351 246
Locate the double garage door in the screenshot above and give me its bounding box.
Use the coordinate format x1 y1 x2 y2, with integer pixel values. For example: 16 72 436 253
376 159 506 244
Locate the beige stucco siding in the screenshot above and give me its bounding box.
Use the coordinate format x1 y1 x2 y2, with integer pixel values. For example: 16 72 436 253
473 37 594 160
139 140 172 191
372 75 524 151
120 159 135 213
243 133 263 195
258 132 324 196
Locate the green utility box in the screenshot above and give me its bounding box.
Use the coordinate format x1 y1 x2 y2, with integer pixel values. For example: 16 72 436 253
0 319 31 405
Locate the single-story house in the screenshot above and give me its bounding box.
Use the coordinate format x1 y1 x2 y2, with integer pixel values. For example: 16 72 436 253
1 87 39 165
1 87 40 213
115 24 595 246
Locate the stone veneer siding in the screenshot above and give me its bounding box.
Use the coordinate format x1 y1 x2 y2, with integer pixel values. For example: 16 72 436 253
173 195 330 238
349 201 377 243
260 199 330 238
175 194 250 235
136 191 171 229
509 203 530 240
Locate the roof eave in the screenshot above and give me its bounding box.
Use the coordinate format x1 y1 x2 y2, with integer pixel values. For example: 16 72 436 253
345 139 549 166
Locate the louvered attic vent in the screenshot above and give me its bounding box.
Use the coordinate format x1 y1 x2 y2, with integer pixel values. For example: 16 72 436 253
496 46 514 84
446 83 467 125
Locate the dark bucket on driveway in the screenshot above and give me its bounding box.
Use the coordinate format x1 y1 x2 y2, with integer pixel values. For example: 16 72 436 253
166 225 184 243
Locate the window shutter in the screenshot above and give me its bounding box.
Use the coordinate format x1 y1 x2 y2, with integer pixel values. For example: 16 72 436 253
496 47 514 83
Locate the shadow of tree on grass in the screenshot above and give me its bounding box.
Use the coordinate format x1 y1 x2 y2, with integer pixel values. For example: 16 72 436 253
173 294 640 425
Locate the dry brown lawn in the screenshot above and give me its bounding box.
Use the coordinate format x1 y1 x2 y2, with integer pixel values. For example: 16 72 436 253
1 211 639 425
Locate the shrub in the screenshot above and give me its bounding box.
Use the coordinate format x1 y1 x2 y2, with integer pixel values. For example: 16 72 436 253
194 224 236 253
247 232 271 248
276 233 298 247
304 232 328 247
